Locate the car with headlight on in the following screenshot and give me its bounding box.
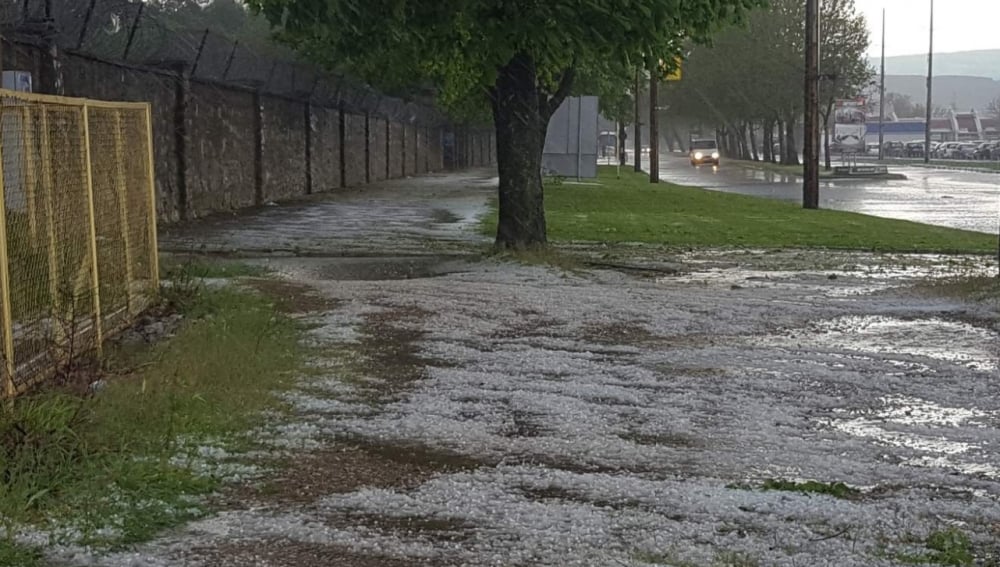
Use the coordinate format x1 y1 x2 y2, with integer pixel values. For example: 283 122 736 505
689 139 720 166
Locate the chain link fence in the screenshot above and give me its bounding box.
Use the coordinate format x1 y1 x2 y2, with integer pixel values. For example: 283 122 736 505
0 90 157 399
0 0 493 222
0 0 449 125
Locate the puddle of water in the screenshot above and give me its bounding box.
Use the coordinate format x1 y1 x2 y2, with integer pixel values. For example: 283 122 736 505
830 416 976 455
252 256 474 282
824 396 999 478
876 396 989 427
807 316 998 372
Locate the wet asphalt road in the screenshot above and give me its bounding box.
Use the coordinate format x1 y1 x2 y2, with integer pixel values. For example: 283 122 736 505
647 155 1000 235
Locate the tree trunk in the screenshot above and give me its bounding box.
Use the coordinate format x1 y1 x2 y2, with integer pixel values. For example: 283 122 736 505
763 121 773 163
492 53 549 250
777 120 785 164
749 123 760 162
618 121 627 166
783 118 800 166
740 123 752 161
822 110 832 171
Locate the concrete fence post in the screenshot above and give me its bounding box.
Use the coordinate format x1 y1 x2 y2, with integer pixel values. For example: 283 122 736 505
39 23 64 96
172 62 190 219
364 111 371 184
253 89 264 206
401 121 407 177
338 102 346 189
413 122 420 174
423 126 429 173
304 101 313 195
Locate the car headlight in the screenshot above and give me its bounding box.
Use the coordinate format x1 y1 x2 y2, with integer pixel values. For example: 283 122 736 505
712 152 720 159
694 152 704 160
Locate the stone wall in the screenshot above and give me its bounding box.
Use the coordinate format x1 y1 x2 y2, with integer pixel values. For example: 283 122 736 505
2 39 497 222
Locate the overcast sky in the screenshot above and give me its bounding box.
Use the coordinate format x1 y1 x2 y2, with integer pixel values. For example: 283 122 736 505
856 0 1000 56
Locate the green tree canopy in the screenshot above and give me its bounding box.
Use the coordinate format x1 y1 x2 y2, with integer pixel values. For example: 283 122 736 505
247 0 760 248
664 0 870 166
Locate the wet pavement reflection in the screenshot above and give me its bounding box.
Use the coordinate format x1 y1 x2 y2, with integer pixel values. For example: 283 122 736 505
648 155 1000 234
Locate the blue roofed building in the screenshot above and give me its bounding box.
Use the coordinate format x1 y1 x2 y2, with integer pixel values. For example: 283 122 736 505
866 109 1000 144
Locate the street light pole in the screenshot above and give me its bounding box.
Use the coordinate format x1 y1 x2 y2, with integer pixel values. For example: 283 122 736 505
924 0 934 164
634 69 642 173
803 0 820 209
878 9 886 161
649 57 660 183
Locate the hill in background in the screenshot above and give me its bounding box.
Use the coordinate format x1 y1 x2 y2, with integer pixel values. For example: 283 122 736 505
871 49 1000 79
883 75 1000 113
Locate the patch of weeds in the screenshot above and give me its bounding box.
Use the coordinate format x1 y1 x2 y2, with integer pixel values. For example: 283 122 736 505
633 550 698 566
0 539 43 567
620 431 701 448
0 285 302 550
161 255 269 280
245 278 339 314
429 209 462 224
756 479 860 499
488 246 584 273
715 551 760 567
926 529 976 566
895 528 976 566
633 550 760 566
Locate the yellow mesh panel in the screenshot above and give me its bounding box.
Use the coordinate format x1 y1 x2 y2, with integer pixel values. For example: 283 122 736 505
0 91 158 398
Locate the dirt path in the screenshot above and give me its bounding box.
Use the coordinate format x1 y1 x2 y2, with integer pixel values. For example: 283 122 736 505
76 174 1000 566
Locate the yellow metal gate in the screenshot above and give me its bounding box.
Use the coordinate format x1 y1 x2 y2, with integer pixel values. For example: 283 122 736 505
0 90 159 399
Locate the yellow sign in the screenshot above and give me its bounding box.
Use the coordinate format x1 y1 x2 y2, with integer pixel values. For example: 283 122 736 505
660 57 683 81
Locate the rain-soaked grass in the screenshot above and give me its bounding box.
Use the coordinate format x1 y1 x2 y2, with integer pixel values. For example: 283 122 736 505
0 284 301 553
482 167 996 253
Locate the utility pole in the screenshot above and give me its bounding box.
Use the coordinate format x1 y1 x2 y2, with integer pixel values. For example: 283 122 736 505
803 0 820 209
649 58 659 183
924 0 934 164
634 69 642 173
878 8 886 161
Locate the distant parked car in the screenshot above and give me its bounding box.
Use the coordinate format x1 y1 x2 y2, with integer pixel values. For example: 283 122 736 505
905 141 926 158
974 142 994 160
956 143 979 160
866 143 880 156
935 142 961 159
882 141 905 158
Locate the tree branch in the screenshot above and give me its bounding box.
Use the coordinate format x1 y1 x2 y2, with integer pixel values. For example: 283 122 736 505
542 64 577 120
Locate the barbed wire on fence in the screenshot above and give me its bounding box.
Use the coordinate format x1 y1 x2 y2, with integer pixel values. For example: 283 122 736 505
0 0 452 127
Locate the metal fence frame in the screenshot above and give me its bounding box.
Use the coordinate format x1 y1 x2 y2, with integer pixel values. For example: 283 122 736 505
0 88 158 399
